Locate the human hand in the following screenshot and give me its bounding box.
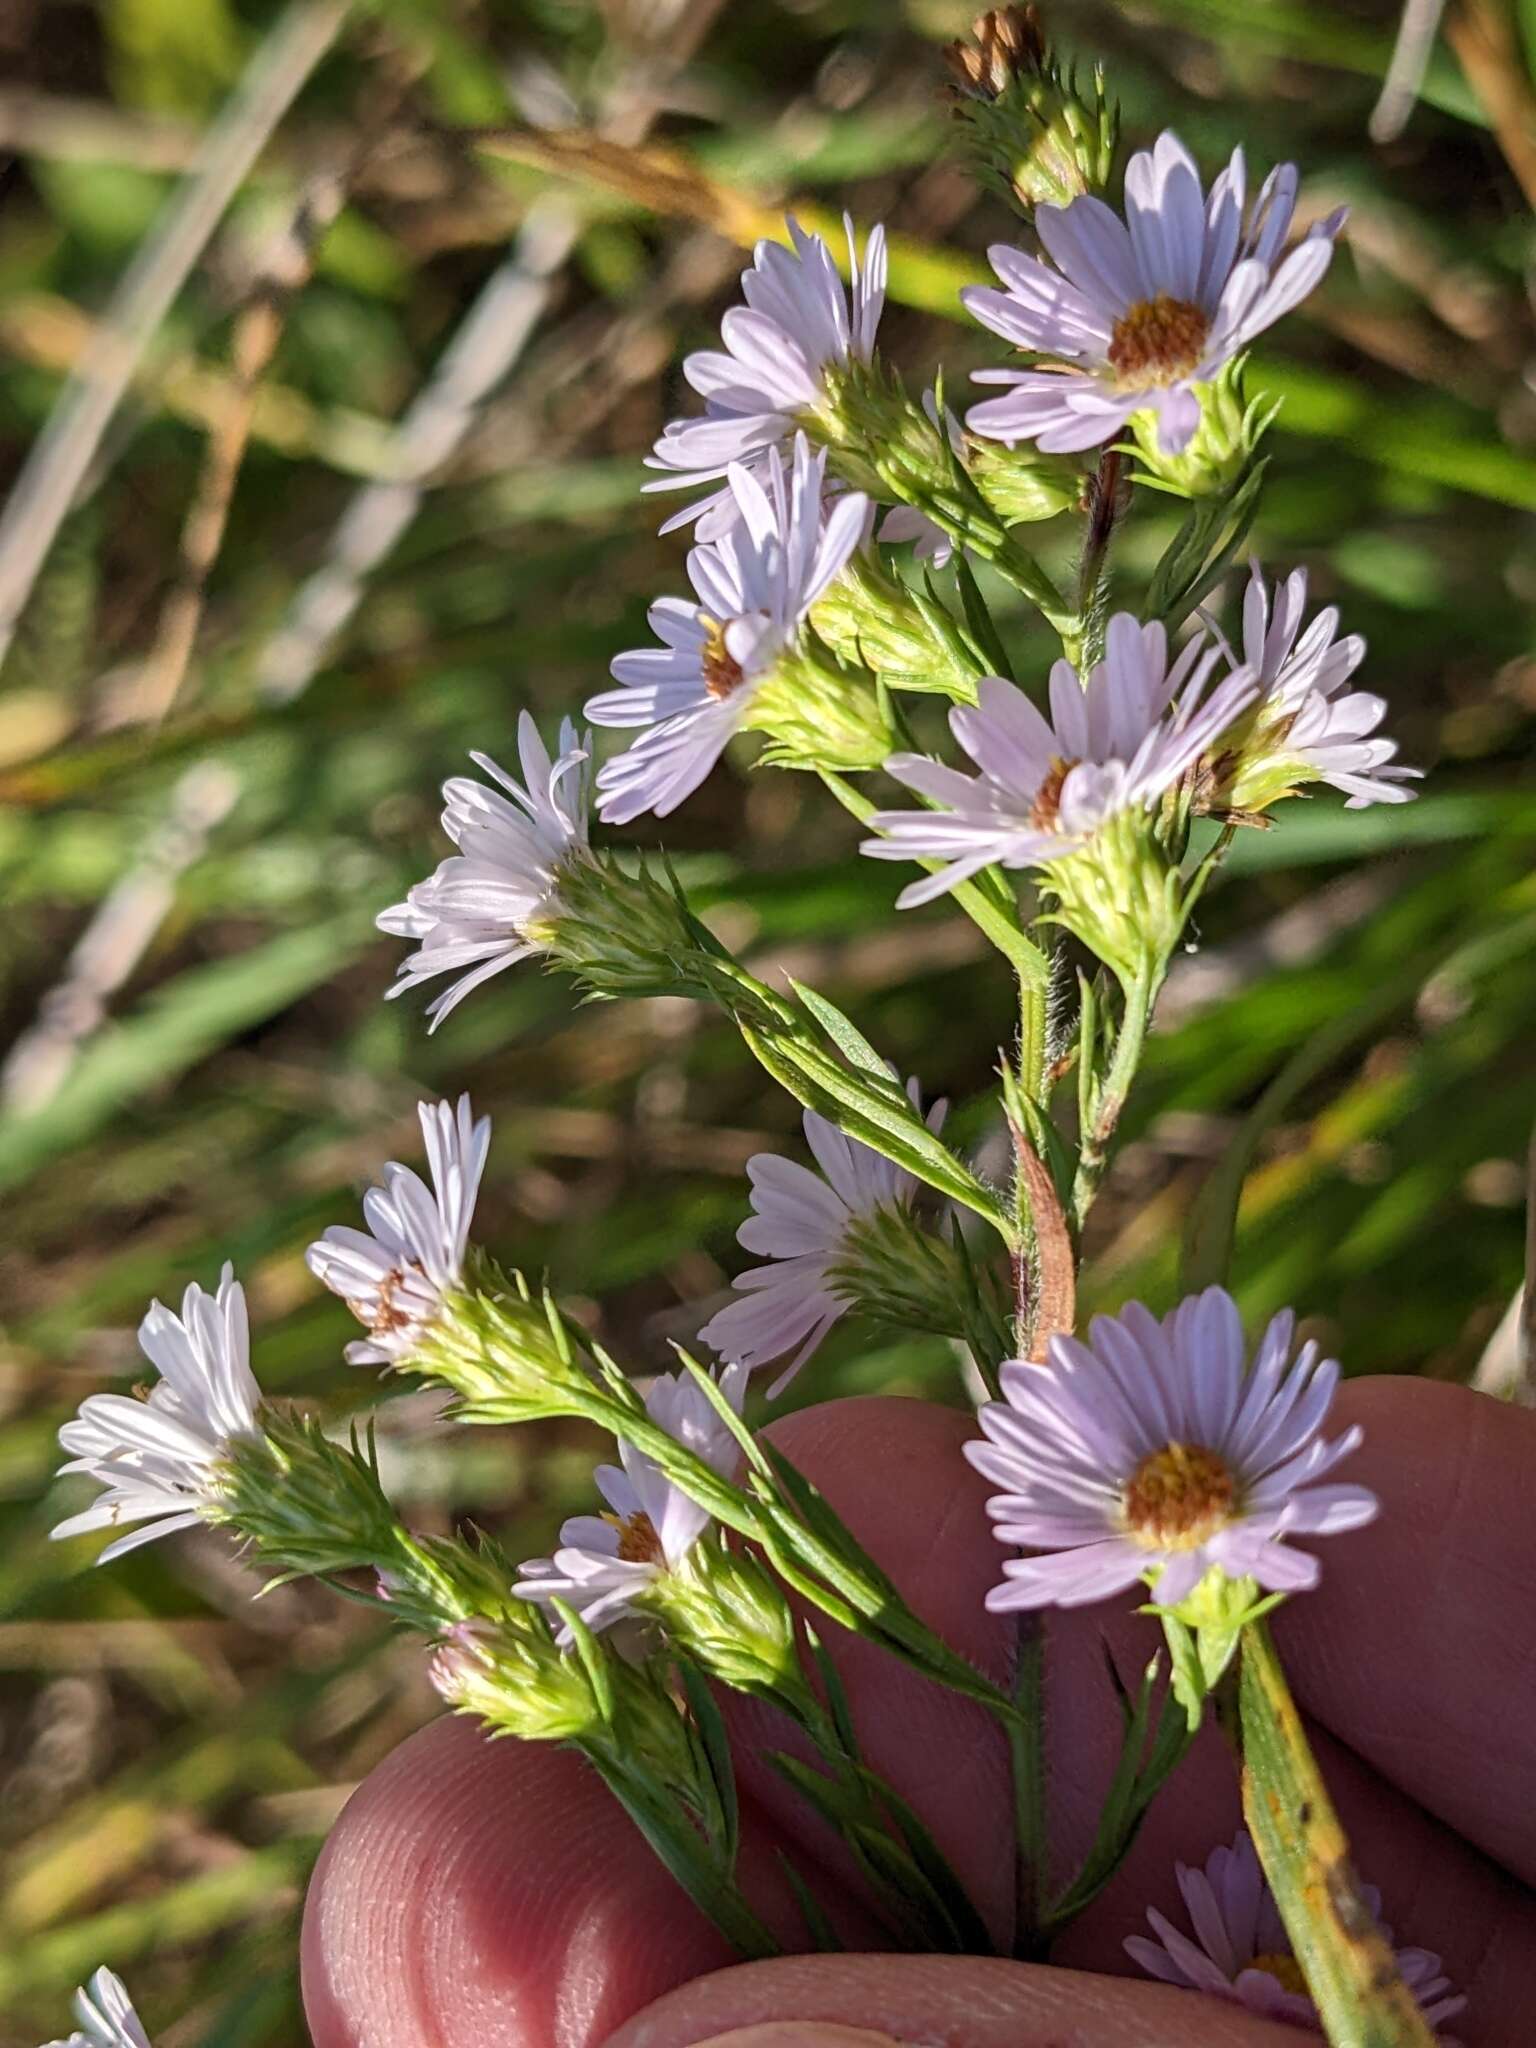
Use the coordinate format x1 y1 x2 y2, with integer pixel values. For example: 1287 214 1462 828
301 1379 1536 2047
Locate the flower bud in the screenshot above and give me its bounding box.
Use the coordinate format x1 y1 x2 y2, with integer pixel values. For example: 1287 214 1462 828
944 7 1119 214
966 437 1083 527
429 1615 611 1744
820 362 1075 626
1129 358 1276 501
743 630 896 773
832 1201 1006 1349
412 1266 598 1425
218 1411 403 1578
812 550 985 702
1040 807 1188 989
640 1537 806 1706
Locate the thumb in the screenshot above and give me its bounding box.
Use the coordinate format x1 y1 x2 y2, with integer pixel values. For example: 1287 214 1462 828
605 1954 1308 2047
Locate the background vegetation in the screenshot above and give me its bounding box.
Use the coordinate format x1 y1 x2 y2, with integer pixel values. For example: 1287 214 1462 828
1 0 1532 2039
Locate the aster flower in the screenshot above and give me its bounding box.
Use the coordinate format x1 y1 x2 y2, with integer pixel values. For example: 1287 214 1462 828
861 612 1254 906
516 1362 749 1636
52 1268 261 1563
42 1969 153 2048
699 1080 946 1395
1210 565 1419 812
307 1094 490 1367
1126 1830 1466 2040
965 1286 1378 1612
377 713 592 1029
644 214 885 537
962 129 1345 455
587 436 869 822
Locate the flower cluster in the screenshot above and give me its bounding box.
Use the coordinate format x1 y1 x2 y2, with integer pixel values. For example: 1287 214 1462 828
44 66 1459 2043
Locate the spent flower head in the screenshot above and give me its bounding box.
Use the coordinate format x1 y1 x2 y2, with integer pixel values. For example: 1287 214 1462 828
377 713 592 1029
644 215 885 536
307 1094 490 1367
52 1266 261 1562
42 1969 152 2048
963 130 1344 456
1206 564 1419 814
944 6 1118 214
862 613 1254 904
587 436 869 821
966 1286 1378 1612
700 1080 946 1394
516 1362 749 1636
1126 1830 1466 2039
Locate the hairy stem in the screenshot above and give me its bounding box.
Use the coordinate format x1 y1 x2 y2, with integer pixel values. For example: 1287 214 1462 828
1071 958 1159 1230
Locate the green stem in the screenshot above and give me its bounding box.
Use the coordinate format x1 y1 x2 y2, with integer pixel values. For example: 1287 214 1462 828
780 1682 996 1955
1071 955 1160 1230
817 768 1047 989
1009 1615 1048 1960
1236 1621 1437 2047
586 1745 780 1961
1065 446 1125 672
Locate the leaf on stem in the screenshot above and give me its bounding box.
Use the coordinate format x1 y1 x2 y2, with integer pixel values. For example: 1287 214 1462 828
1010 1120 1076 1359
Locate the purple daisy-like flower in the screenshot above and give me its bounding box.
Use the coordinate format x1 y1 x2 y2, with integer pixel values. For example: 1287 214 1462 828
306 1095 490 1367
1217 564 1419 811
587 435 868 823
860 613 1255 906
965 1286 1378 1612
52 1267 262 1563
377 713 592 1030
699 1079 946 1395
962 130 1345 456
644 214 885 538
1126 1830 1466 2040
516 1361 748 1636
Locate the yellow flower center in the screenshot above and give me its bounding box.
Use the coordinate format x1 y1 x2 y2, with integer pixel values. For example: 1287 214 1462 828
1251 1952 1309 1997
604 1510 664 1564
1122 1441 1236 1550
1107 294 1210 389
701 616 747 701
1029 754 1078 830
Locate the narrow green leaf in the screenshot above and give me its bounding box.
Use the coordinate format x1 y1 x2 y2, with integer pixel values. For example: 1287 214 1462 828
676 1657 740 1864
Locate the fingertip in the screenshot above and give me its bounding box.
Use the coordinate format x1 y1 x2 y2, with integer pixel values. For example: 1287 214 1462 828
608 1953 1307 2047
302 1713 734 2048
1278 1376 1536 1883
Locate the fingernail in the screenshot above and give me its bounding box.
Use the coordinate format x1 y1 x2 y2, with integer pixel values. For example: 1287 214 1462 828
690 2029 908 2048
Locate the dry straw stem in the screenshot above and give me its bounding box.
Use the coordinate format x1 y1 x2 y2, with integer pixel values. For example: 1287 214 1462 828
0 0 351 670
1445 0 1536 211
131 171 352 727
4 0 724 1111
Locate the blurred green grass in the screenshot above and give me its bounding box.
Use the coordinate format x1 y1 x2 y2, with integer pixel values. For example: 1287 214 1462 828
1 0 1533 2038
